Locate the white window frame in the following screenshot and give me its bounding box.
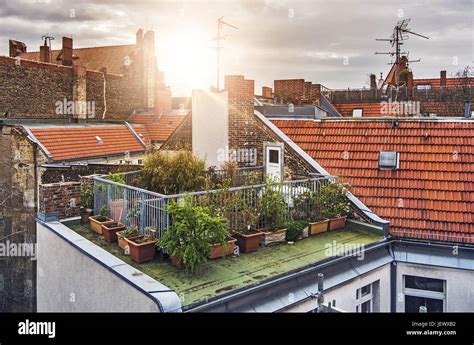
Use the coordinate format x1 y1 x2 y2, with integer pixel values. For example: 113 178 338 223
379 151 399 170
352 108 363 117
416 84 432 90
402 275 446 312
356 283 374 313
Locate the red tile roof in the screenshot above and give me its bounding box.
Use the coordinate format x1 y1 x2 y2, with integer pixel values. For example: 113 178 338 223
129 114 186 142
130 124 151 146
19 45 135 75
29 125 145 162
333 103 384 117
272 119 474 244
414 78 474 88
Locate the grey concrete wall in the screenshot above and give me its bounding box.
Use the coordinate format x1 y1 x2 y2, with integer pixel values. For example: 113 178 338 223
395 262 474 312
36 220 181 312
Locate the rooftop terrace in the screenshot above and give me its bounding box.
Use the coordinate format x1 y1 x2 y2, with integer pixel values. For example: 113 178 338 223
65 219 383 310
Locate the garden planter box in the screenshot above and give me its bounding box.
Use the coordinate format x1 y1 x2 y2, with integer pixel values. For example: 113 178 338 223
89 216 114 234
125 236 158 264
235 230 263 253
101 222 125 243
328 216 347 231
259 228 287 246
309 219 329 235
209 237 237 259
116 231 129 250
170 255 185 269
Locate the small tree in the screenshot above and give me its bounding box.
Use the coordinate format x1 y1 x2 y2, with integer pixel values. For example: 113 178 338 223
317 182 351 219
140 150 207 194
257 176 287 231
80 182 93 209
159 196 229 274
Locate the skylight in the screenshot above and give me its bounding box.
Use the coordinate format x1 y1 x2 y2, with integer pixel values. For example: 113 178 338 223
379 151 399 170
95 136 104 144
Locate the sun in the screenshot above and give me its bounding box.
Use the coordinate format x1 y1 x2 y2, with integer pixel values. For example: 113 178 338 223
159 29 215 96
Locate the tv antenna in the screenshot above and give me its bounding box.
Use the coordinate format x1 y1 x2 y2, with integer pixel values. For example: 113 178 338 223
375 19 429 86
214 17 239 90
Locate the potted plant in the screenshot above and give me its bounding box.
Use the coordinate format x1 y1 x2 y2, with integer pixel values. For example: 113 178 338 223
256 176 288 246
101 222 126 243
293 191 327 236
159 196 230 273
319 182 351 231
89 206 113 234
116 226 139 250
79 182 94 224
125 228 158 264
233 190 263 253
283 220 309 242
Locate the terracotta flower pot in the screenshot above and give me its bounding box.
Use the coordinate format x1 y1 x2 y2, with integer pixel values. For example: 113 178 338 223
328 216 347 231
116 231 128 250
125 236 158 264
309 219 329 235
235 230 263 253
170 255 185 269
101 222 126 243
89 215 114 234
259 228 287 246
209 237 237 259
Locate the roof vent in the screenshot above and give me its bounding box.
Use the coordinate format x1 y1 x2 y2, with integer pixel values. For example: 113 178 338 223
167 120 173 127
95 136 104 144
379 151 399 170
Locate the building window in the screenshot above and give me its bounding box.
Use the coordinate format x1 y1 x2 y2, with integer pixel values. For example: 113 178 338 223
269 149 279 164
403 275 446 313
416 84 432 90
356 281 380 313
379 151 399 170
352 109 363 117
137 159 143 165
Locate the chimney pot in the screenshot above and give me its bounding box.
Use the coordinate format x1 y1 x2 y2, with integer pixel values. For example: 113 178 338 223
440 70 447 87
370 74 377 90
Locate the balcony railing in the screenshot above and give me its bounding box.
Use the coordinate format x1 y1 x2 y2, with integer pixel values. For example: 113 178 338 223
93 171 338 240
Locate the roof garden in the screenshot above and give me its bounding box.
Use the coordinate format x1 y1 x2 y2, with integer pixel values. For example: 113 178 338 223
64 218 383 309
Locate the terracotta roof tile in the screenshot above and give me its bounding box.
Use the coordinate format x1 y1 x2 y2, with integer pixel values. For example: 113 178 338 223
272 119 474 244
129 114 186 142
29 125 145 162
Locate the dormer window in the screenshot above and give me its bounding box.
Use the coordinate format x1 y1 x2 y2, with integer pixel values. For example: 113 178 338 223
352 109 363 117
379 151 399 170
95 136 103 144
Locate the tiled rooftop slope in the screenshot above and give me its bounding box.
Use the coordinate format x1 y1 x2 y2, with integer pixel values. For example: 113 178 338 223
272 119 474 243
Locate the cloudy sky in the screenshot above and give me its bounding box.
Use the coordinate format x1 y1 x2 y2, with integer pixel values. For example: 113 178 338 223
1 0 472 96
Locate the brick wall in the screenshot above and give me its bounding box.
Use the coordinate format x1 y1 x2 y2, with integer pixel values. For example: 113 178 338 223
0 56 144 120
262 86 272 98
274 79 320 105
38 182 81 219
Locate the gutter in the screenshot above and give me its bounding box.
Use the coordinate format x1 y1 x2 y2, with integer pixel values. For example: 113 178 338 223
254 109 390 231
22 125 53 162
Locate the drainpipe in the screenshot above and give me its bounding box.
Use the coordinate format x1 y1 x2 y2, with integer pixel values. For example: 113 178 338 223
388 244 397 312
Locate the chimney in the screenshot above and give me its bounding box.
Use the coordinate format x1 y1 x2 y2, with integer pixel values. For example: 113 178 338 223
262 86 272 98
440 70 447 87
39 44 50 63
73 65 87 121
136 28 144 49
464 100 471 118
62 37 73 66
142 30 156 109
370 74 377 89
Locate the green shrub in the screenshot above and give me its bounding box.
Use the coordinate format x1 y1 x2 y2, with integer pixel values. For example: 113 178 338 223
99 206 109 217
283 220 308 242
80 182 93 209
317 182 351 218
140 150 207 194
159 195 230 274
257 175 287 231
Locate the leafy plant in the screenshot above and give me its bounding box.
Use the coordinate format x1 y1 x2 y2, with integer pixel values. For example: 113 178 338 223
121 226 139 238
80 182 94 209
99 206 109 217
283 220 308 242
257 175 287 231
159 195 229 274
317 182 351 219
140 150 207 194
108 173 126 184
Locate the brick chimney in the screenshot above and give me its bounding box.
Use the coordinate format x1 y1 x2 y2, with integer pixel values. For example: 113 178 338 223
370 74 377 89
440 70 447 87
39 44 50 63
62 37 73 66
143 30 156 109
225 75 255 164
262 86 272 98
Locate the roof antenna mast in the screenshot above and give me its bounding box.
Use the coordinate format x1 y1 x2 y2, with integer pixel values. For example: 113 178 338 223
215 17 239 90
375 19 429 87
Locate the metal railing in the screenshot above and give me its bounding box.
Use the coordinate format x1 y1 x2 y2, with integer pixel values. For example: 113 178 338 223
93 172 337 240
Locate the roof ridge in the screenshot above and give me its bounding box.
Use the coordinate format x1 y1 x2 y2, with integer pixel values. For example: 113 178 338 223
21 43 135 54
